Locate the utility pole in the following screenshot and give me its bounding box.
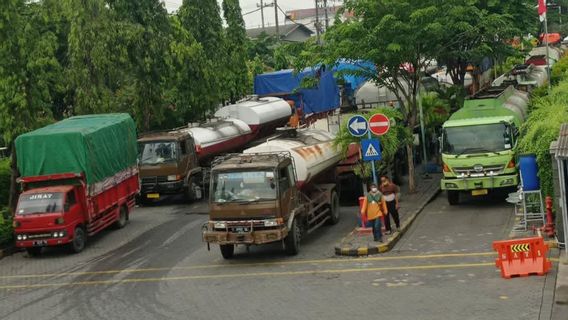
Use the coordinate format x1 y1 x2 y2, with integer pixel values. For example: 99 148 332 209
259 0 265 29
315 0 321 44
274 0 279 37
323 0 329 30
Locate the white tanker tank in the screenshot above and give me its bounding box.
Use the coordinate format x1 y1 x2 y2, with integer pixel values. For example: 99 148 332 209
215 96 292 139
244 128 341 189
183 97 293 164
183 119 252 162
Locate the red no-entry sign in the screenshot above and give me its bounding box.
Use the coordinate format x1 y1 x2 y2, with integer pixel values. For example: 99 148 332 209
369 113 391 136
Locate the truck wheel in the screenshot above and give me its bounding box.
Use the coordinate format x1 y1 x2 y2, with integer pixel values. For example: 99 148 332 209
447 191 459 205
70 226 86 253
220 244 234 259
185 179 202 203
113 206 128 229
26 247 42 257
284 219 301 255
327 190 340 225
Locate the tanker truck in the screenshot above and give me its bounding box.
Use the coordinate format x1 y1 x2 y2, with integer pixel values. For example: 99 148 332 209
202 128 341 259
440 85 529 205
137 97 292 203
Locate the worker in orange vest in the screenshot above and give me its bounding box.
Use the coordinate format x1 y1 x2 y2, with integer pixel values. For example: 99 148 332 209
360 183 387 242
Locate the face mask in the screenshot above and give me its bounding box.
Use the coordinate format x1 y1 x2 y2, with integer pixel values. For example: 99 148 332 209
371 187 378 193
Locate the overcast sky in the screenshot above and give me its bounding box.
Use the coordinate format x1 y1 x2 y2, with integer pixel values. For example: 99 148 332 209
162 0 341 29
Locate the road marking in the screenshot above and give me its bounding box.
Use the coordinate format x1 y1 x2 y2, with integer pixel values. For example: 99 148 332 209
0 252 498 280
0 262 495 290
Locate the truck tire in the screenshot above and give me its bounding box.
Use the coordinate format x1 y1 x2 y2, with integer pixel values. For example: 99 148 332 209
284 219 301 255
447 191 459 205
26 247 42 257
185 179 202 203
327 190 340 225
220 244 234 259
113 206 128 229
69 226 87 253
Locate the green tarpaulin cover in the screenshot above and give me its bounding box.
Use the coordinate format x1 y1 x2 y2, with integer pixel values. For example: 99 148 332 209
15 114 137 185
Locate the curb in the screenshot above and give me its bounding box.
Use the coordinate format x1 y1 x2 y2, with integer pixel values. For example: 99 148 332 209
0 243 18 260
335 185 441 257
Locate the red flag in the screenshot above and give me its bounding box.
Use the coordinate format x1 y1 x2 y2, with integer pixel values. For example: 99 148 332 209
538 0 547 22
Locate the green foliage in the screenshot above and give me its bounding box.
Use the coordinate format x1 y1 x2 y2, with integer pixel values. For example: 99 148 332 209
179 0 225 108
551 55 568 85
421 92 450 132
518 79 568 197
222 0 250 102
334 108 411 179
0 214 13 246
0 159 10 208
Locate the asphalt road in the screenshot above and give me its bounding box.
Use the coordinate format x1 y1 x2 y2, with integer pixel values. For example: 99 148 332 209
0 193 559 320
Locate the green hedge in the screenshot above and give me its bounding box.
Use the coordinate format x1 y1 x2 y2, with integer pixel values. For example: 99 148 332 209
0 159 10 209
0 210 12 246
518 78 568 197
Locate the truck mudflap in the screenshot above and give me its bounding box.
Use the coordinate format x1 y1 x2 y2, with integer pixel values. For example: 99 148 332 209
441 173 518 191
202 221 288 245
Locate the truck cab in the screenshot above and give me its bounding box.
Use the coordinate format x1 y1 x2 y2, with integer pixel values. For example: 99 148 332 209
138 130 202 202
440 86 527 205
204 154 297 254
14 181 86 255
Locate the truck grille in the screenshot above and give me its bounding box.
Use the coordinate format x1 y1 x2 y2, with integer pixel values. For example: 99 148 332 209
157 176 168 183
141 177 157 185
27 233 52 240
453 164 505 176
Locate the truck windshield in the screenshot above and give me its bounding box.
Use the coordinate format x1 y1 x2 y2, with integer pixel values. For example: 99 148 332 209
139 141 178 165
212 171 277 203
17 192 64 215
443 123 510 155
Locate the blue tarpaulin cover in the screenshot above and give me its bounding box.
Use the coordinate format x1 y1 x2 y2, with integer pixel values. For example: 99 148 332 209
254 67 340 114
333 60 376 92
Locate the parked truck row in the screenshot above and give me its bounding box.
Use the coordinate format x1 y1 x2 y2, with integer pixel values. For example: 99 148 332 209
440 44 567 205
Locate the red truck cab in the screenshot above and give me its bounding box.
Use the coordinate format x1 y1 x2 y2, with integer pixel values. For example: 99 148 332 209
13 172 137 255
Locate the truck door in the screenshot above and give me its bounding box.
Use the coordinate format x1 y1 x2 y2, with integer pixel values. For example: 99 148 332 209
278 164 297 219
64 189 82 221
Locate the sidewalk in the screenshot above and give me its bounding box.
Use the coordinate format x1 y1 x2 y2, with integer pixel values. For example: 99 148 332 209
335 171 442 256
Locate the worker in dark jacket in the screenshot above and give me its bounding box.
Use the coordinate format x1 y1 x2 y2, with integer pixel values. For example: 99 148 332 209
380 176 400 234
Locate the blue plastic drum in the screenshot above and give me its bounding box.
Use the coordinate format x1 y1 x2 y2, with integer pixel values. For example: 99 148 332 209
519 154 540 191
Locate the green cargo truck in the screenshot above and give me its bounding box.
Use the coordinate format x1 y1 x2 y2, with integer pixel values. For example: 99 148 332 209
440 86 529 205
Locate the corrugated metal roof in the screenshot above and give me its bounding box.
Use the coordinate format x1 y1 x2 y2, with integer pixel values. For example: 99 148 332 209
555 123 568 158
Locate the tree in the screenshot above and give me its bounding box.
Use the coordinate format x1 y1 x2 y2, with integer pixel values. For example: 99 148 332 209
67 0 131 117
107 0 172 131
310 0 446 192
222 0 250 102
0 0 63 213
178 0 225 109
436 0 536 87
163 16 212 125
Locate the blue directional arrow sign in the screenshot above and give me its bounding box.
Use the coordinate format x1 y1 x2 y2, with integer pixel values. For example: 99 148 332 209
361 139 382 161
347 115 368 137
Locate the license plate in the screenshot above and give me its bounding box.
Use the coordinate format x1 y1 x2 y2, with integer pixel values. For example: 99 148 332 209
146 193 160 199
472 189 488 196
235 227 250 233
33 240 47 247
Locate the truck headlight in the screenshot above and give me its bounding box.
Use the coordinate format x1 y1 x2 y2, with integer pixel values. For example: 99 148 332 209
445 183 458 189
167 175 180 181
264 218 283 227
22 235 28 240
214 222 227 229
52 231 59 238
16 234 23 241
